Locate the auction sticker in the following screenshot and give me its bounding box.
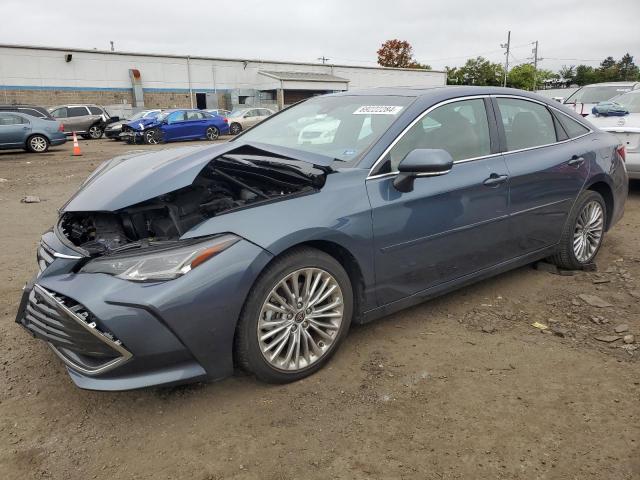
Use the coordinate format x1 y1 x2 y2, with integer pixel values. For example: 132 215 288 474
353 105 403 115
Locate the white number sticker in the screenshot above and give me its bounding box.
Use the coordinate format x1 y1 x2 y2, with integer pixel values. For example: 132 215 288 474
353 106 404 115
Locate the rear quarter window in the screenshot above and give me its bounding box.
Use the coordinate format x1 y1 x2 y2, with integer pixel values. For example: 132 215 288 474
556 113 590 138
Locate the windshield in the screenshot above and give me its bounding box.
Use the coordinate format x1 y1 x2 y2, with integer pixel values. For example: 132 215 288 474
566 85 633 104
129 111 157 121
238 95 414 162
611 91 640 113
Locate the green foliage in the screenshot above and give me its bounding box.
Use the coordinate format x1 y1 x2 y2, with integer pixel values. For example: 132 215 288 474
446 57 504 86
507 64 536 90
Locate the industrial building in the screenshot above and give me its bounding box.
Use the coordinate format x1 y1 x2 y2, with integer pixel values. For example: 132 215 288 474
0 44 446 113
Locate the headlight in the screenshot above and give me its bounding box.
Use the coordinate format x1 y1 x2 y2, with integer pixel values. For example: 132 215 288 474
80 235 239 281
110 124 122 131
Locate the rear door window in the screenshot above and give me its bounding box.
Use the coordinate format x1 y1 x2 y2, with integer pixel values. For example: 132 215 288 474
88 106 104 115
68 106 89 117
496 98 557 151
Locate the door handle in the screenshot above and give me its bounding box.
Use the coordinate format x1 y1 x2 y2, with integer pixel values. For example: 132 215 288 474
483 174 509 187
568 155 585 167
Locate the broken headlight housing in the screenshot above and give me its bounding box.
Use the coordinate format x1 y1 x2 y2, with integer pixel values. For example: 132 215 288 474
79 234 239 281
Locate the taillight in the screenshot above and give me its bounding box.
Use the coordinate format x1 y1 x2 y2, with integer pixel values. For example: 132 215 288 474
58 122 64 132
223 117 229 123
617 144 626 162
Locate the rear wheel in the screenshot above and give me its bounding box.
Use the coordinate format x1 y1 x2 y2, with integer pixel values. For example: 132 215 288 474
235 247 353 383
550 190 606 269
206 126 219 140
230 122 242 135
26 135 49 153
88 124 103 139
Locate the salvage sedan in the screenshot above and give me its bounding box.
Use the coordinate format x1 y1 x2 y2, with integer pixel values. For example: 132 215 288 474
16 87 627 391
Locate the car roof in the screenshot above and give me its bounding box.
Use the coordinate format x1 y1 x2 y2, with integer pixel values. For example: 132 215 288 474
328 85 555 100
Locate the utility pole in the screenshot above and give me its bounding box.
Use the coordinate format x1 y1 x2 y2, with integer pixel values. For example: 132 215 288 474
531 40 543 90
110 41 114 52
317 56 330 64
500 31 511 87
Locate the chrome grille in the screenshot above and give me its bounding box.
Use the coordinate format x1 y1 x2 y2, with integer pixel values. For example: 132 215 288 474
37 241 55 274
20 285 132 375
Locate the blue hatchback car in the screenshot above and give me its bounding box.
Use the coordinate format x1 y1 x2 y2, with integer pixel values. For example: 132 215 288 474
122 109 230 144
16 87 627 390
0 111 66 153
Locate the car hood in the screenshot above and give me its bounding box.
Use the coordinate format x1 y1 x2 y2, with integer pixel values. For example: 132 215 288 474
61 141 336 212
125 117 158 130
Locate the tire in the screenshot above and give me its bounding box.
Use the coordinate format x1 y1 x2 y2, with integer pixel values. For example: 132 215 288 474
229 122 242 135
235 247 353 383
144 128 162 145
26 134 49 153
88 124 103 139
550 190 606 270
206 126 220 141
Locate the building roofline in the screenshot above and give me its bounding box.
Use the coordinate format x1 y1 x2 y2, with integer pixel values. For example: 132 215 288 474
0 42 446 74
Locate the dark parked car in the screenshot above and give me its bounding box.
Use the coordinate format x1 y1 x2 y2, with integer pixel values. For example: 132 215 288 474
48 104 112 139
121 109 230 144
0 104 55 120
16 87 627 390
0 111 66 152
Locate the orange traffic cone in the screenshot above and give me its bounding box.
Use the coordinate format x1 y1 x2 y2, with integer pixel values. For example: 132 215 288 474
72 132 82 156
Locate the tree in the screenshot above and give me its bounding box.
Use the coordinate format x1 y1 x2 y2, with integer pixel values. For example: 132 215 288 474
559 65 576 84
376 39 431 69
616 53 639 81
574 65 596 86
377 39 414 68
450 57 504 86
598 56 619 82
507 64 536 90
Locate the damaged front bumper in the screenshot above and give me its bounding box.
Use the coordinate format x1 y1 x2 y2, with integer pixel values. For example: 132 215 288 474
16 230 273 391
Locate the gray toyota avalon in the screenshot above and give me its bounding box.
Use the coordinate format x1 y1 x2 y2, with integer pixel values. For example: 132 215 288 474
16 86 628 390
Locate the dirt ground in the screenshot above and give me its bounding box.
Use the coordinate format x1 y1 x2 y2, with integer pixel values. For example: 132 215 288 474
0 138 638 480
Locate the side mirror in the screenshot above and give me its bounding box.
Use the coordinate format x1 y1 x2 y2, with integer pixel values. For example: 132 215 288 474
393 149 453 193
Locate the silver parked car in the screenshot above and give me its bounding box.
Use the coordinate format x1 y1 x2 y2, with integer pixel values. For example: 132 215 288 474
227 107 275 135
563 82 640 117
0 111 66 153
48 104 111 139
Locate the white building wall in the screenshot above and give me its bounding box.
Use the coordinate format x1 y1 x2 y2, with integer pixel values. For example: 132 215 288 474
0 45 446 93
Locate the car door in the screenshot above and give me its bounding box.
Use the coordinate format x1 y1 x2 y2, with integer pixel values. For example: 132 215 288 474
184 111 206 138
492 96 591 257
0 112 31 146
366 97 511 305
162 111 188 140
63 106 91 133
243 109 261 128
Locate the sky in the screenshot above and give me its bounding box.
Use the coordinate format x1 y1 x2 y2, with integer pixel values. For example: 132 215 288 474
1 0 639 73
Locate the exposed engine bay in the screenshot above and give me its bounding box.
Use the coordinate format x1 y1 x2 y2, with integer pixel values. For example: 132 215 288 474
59 155 326 255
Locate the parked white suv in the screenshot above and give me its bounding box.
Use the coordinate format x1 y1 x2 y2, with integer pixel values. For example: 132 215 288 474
563 82 640 117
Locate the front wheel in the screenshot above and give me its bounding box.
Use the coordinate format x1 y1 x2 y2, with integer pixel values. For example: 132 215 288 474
88 124 103 139
235 247 353 383
550 190 606 269
229 122 242 135
206 126 219 141
26 135 49 153
144 128 162 145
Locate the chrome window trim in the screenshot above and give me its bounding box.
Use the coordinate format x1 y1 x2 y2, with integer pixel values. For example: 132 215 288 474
367 93 594 180
367 95 495 179
33 284 133 376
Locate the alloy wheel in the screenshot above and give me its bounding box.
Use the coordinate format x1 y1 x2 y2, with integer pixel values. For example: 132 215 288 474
145 130 159 145
573 200 604 263
29 136 47 152
206 127 219 140
257 268 344 371
88 126 102 139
